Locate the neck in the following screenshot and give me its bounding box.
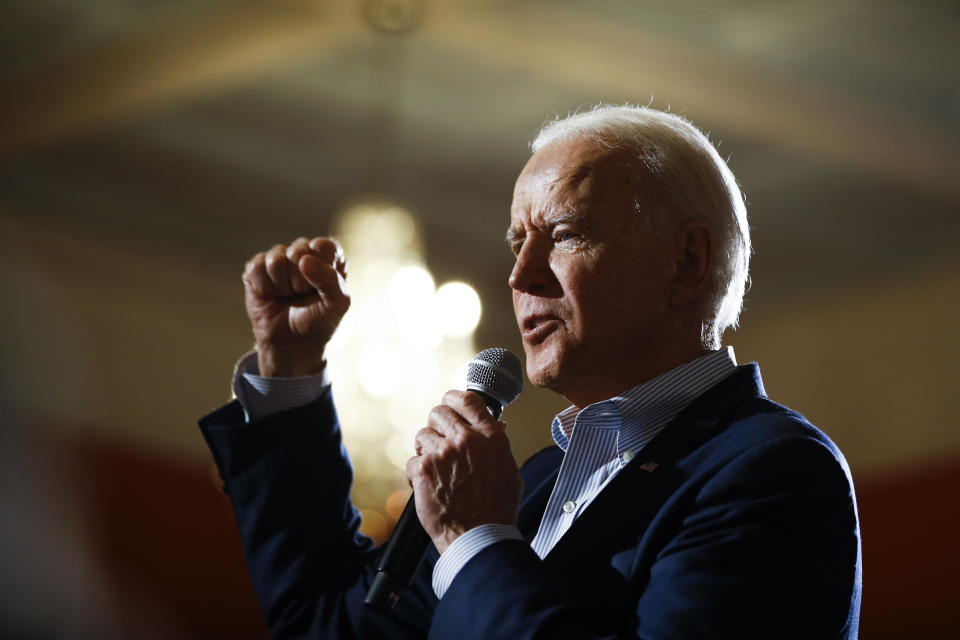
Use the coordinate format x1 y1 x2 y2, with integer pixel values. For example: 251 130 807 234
564 342 714 409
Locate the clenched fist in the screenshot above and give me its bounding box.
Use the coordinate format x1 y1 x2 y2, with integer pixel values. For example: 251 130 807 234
243 237 349 377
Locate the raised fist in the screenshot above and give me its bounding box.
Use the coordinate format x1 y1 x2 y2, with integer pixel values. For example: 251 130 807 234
242 237 350 377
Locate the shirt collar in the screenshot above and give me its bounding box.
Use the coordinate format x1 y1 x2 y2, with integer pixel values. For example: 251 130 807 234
550 346 738 455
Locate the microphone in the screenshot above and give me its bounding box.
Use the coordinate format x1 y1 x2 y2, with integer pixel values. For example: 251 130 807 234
365 347 524 609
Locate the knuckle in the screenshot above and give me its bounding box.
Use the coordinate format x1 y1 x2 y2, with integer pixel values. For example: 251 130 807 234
449 430 470 449
442 389 468 407
405 456 420 478
265 255 289 277
244 252 264 272
266 246 286 263
311 239 337 262
435 440 456 460
463 391 487 412
427 405 446 423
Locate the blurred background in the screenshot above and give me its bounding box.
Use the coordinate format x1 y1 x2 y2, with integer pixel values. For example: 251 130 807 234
0 0 957 637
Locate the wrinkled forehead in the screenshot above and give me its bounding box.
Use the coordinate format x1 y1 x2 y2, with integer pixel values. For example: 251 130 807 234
510 138 643 225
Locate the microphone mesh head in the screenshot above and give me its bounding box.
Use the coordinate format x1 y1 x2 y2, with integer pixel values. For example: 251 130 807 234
465 348 523 408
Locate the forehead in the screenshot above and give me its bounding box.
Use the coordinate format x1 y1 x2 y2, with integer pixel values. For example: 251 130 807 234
509 137 641 228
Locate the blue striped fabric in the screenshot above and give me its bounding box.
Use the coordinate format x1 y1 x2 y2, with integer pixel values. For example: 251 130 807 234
234 351 331 422
530 347 738 558
433 347 737 597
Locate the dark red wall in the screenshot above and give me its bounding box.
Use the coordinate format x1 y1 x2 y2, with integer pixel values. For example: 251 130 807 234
18 432 958 637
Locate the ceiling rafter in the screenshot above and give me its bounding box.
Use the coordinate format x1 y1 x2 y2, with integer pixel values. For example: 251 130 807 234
0 1 956 202
0 1 363 156
421 4 959 199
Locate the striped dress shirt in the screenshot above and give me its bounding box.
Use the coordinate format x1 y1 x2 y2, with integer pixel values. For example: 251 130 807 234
432 347 738 597
233 351 330 421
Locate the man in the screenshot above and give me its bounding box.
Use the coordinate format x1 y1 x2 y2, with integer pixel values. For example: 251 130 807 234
200 105 862 639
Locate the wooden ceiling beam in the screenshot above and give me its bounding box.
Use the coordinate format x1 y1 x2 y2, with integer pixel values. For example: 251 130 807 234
0 1 364 156
2 1 955 200
422 4 960 199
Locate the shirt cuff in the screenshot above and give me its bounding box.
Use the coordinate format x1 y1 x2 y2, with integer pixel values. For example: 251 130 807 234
231 350 331 422
431 524 524 599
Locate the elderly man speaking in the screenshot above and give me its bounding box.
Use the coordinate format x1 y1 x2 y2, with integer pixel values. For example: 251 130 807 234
199 105 862 639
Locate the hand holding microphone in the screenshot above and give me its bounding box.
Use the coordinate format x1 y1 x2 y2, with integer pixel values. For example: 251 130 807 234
409 350 525 553
366 349 524 608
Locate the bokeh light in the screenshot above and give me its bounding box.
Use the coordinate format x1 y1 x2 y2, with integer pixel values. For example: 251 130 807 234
435 281 482 337
358 508 390 545
325 203 480 531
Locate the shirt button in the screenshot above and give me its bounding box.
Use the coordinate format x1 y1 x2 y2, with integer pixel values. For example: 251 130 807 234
622 450 635 463
562 500 577 514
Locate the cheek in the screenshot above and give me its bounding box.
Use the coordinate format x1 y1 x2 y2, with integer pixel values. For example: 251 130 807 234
557 261 599 317
573 264 646 329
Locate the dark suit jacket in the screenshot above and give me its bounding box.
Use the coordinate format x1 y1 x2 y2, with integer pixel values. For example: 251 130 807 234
199 364 861 639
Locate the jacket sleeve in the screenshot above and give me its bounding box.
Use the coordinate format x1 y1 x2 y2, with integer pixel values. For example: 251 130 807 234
430 433 860 640
199 390 437 639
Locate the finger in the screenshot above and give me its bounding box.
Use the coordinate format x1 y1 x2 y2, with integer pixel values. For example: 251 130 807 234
310 237 348 279
300 254 349 308
426 404 472 441
332 239 347 279
265 244 294 298
405 455 422 488
413 426 444 455
309 237 338 264
405 454 436 491
289 236 310 249
442 390 502 433
285 238 313 294
242 252 274 300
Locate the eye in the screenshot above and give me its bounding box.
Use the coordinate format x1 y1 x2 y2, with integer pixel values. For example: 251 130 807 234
554 229 581 244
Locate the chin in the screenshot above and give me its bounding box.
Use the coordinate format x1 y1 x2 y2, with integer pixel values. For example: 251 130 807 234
525 367 553 390
523 348 568 394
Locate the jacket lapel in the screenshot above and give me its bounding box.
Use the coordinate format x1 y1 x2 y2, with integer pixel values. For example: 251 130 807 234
540 364 766 566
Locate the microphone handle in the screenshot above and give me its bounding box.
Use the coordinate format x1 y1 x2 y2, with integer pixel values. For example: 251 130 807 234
364 389 504 609
365 497 430 609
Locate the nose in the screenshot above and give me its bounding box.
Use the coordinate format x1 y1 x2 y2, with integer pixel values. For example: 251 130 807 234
509 238 553 295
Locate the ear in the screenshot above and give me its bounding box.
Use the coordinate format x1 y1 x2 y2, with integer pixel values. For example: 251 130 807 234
669 222 713 308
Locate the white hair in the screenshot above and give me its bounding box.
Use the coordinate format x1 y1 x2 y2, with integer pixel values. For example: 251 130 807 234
532 104 751 348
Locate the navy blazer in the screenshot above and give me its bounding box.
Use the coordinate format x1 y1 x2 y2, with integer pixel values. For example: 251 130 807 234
199 364 861 639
